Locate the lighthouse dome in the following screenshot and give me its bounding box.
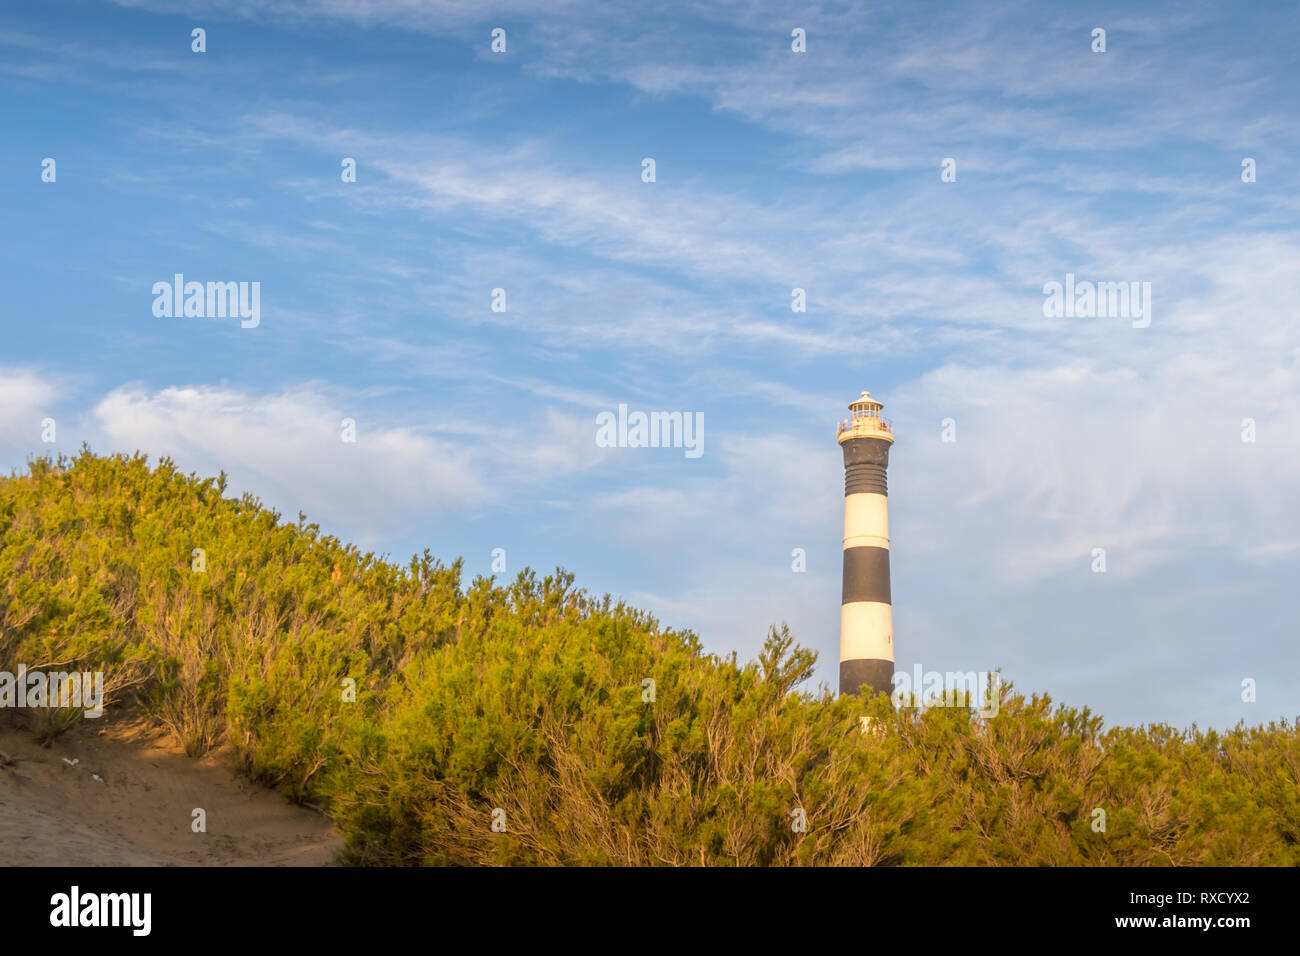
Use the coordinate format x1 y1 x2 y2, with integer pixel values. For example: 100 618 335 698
838 389 893 443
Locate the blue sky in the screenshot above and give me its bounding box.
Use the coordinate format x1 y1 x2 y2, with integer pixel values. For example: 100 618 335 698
2 0 1298 730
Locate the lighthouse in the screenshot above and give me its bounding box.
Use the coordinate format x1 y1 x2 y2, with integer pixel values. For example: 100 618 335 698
836 391 895 696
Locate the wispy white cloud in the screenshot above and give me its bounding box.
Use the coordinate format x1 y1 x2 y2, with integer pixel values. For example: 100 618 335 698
0 368 59 448
92 383 480 538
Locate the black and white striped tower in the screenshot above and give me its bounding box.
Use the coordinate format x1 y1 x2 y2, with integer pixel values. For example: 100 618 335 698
837 390 895 696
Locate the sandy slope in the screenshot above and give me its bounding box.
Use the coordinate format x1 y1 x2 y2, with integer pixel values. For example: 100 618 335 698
0 717 343 866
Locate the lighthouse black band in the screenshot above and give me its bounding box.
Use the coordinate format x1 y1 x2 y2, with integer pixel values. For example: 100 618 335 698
841 437 891 496
841 546 891 605
845 463 887 495
840 658 894 698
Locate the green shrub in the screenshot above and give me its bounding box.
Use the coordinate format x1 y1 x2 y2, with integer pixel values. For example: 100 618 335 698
1 450 1295 865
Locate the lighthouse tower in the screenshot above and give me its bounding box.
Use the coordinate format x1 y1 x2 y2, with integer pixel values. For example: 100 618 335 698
836 391 895 697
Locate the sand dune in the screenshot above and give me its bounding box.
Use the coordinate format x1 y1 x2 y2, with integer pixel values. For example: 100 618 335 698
0 718 342 866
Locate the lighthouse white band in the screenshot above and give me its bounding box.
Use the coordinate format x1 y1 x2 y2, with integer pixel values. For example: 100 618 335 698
843 492 889 550
840 601 894 662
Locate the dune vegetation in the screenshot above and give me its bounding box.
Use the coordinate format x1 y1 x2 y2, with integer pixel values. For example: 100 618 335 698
1 450 1297 865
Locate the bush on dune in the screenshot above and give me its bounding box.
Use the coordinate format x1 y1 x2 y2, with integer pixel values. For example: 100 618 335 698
1 450 1296 865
